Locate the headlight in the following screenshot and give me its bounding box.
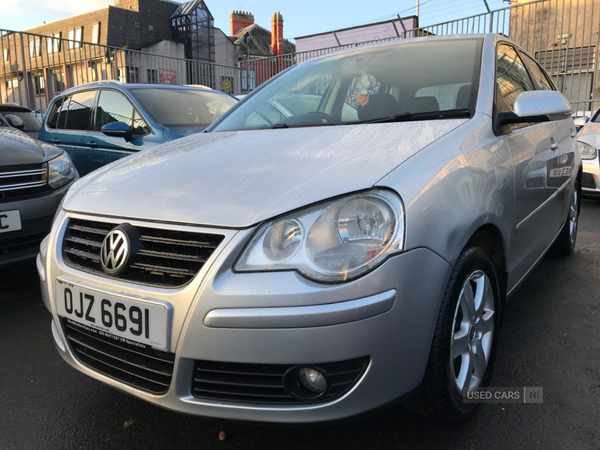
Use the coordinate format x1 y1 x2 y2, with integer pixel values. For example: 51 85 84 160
235 190 405 283
577 141 598 160
47 152 75 189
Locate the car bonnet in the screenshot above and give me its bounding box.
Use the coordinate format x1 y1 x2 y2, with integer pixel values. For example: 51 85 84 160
64 120 467 228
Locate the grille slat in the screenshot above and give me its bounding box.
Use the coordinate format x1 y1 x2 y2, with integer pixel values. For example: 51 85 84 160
0 164 48 199
62 218 224 288
63 319 175 395
192 358 369 405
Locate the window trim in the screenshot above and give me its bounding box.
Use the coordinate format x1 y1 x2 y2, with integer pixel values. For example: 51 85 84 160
493 41 539 136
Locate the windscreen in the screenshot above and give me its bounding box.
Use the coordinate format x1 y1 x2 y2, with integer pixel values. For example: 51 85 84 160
212 39 481 132
0 111 41 132
130 89 238 128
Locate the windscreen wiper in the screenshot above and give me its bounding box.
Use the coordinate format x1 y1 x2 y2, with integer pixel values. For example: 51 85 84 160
355 108 472 125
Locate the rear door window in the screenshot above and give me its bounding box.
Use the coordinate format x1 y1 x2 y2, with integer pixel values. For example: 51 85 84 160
56 96 70 129
64 91 95 130
46 98 63 129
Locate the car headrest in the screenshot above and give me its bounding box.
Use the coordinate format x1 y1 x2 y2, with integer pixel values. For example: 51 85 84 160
409 96 440 114
357 94 399 121
456 84 472 109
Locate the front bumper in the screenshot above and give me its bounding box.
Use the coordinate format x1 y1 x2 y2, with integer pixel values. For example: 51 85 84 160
1 180 74 266
39 212 451 423
582 158 600 196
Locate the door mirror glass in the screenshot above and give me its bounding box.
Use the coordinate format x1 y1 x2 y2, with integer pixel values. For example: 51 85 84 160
101 121 132 141
4 114 25 129
500 91 571 125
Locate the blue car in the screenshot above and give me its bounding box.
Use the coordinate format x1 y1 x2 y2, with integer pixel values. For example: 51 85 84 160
39 82 237 176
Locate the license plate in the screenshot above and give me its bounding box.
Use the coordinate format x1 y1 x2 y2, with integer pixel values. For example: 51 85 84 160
0 210 21 233
550 167 571 177
55 280 169 350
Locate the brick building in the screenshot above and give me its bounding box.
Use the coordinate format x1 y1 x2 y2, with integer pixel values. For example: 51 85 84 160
0 0 229 108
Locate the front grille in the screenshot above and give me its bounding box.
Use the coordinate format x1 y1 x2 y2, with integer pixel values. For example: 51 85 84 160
0 163 48 200
62 218 225 287
63 319 175 395
582 172 597 189
192 357 370 405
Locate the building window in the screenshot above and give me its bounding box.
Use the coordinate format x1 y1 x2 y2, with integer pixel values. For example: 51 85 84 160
147 69 158 83
5 78 18 89
74 27 83 48
68 30 75 49
241 69 256 91
92 23 101 44
3 48 8 62
119 66 139 83
53 33 61 52
34 75 45 96
48 33 61 53
29 38 41 57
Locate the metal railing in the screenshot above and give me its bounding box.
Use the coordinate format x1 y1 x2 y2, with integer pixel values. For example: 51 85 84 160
3 1 600 114
252 0 600 113
0 29 242 112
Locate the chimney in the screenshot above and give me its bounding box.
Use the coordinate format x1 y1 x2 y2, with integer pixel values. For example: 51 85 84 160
271 12 284 56
230 10 254 36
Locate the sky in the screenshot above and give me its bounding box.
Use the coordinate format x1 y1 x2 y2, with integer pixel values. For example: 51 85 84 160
0 0 512 41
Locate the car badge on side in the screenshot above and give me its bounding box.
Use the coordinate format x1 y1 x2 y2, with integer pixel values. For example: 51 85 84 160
100 229 130 275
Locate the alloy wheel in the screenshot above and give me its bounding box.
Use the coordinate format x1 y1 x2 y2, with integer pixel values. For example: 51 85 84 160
450 270 495 396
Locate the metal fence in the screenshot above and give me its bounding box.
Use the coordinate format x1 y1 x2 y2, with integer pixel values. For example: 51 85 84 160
3 1 600 114
245 0 600 114
0 29 241 113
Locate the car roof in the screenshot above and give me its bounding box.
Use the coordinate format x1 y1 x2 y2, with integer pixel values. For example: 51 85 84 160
60 81 217 97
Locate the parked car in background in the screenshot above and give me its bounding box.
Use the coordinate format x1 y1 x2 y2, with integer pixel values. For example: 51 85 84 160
1 127 77 265
39 34 580 424
38 82 238 176
0 103 42 139
576 108 600 197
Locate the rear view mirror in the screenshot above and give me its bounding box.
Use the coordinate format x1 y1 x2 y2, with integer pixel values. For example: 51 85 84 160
500 91 572 126
101 122 132 142
4 114 25 130
573 116 590 128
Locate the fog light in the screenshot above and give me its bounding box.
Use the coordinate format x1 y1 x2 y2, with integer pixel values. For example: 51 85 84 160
298 368 327 393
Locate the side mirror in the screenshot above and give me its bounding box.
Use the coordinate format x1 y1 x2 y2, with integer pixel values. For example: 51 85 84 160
4 114 25 130
573 116 590 128
101 121 132 142
500 91 572 126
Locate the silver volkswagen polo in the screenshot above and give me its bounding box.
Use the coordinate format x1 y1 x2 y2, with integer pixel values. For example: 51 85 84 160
38 34 580 423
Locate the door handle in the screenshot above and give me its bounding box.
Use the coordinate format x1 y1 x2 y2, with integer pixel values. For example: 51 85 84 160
550 138 559 151
51 138 60 144
87 140 98 148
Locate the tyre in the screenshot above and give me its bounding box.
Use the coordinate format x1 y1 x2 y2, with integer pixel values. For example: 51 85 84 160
407 246 501 422
550 179 580 256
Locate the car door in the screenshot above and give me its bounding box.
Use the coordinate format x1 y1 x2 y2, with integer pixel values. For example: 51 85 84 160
497 44 562 289
520 51 576 232
91 89 154 171
44 90 98 176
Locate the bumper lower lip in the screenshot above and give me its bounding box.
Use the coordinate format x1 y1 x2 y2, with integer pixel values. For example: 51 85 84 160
204 289 396 328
